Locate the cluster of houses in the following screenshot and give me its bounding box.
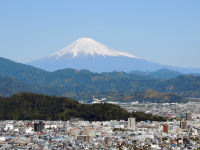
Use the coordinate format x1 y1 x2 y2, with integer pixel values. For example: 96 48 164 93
0 111 199 149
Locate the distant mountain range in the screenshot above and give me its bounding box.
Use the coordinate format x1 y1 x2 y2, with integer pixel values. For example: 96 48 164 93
29 38 200 74
1 56 200 102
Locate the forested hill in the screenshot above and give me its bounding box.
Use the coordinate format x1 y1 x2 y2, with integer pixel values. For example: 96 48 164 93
0 93 166 122
0 57 200 102
0 75 187 103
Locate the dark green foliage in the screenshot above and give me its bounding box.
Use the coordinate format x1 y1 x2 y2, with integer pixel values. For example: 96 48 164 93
131 68 183 79
161 75 200 97
0 57 199 101
131 111 167 122
0 57 49 86
0 75 188 103
0 70 187 103
113 128 126 132
0 92 166 121
0 76 38 97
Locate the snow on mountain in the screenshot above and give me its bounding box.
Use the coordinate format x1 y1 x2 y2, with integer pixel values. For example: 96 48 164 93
50 38 138 59
28 38 200 73
28 38 165 72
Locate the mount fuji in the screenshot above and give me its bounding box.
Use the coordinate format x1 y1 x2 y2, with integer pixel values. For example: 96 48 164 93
29 38 200 73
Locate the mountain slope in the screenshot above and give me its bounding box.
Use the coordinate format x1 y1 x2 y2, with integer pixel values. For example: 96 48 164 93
0 92 166 121
150 69 183 79
0 76 36 96
131 69 183 79
162 75 200 97
51 38 137 58
29 38 167 72
1 57 200 100
29 38 200 73
0 57 49 85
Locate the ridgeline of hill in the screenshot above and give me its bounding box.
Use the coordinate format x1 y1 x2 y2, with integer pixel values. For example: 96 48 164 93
0 57 199 102
0 76 187 103
0 93 166 122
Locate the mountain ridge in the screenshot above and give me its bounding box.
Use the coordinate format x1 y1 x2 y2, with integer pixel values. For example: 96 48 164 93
29 38 200 73
1 57 200 101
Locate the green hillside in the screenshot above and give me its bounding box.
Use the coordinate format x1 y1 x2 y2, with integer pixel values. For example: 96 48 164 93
0 57 199 102
0 92 166 121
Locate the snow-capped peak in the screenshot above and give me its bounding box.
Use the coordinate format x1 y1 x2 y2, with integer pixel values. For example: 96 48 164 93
50 38 138 59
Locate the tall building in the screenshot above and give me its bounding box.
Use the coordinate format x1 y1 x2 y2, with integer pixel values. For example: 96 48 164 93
128 118 135 129
34 121 44 133
180 121 187 130
186 113 192 121
163 124 168 133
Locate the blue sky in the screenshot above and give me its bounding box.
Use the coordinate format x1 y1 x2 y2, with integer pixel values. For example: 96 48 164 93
0 0 200 68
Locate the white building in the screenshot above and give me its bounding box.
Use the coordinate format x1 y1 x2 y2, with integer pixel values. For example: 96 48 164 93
128 118 135 129
4 124 14 131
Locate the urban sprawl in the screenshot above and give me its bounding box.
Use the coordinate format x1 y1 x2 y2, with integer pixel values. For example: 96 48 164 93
0 102 200 150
